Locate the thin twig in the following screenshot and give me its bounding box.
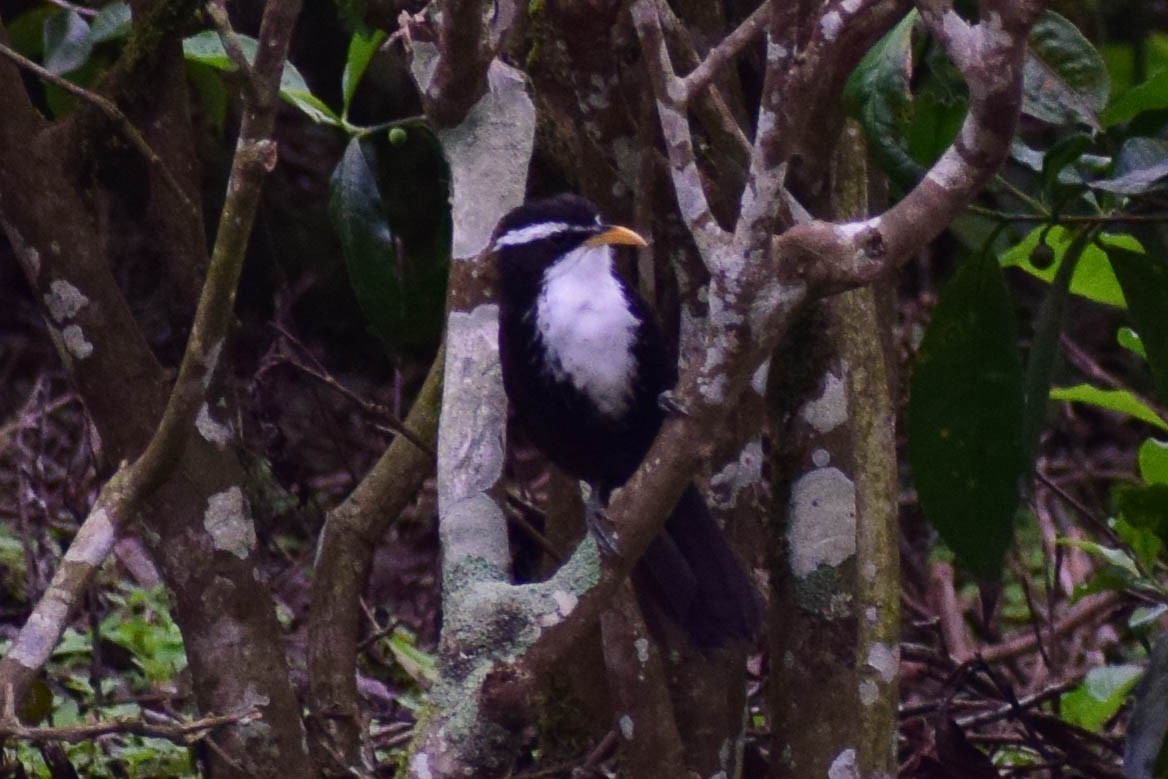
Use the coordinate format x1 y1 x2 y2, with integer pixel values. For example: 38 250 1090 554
979 591 1125 664
503 488 564 563
205 0 261 101
1035 470 1120 547
0 42 199 219
968 205 1168 225
268 322 436 459
954 680 1078 728
0 707 260 744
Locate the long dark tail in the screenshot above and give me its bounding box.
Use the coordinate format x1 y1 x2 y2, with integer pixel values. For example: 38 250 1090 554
634 484 761 649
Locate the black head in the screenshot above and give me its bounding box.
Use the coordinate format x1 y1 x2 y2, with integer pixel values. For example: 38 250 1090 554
492 194 646 283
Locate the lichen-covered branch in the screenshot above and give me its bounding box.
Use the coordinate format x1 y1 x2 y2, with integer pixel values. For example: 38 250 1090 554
0 467 132 704
630 0 728 259
598 584 687 778
786 0 1046 293
404 31 535 776
679 2 767 105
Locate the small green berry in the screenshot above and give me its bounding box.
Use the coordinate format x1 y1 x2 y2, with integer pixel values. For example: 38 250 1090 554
388 127 407 145
1029 242 1056 270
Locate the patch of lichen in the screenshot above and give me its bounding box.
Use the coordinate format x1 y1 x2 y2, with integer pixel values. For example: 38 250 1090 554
791 564 854 619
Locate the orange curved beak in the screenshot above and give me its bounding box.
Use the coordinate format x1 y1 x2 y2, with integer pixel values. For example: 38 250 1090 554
584 225 649 248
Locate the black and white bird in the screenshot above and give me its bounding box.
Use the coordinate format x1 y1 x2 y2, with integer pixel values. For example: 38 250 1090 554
494 193 759 649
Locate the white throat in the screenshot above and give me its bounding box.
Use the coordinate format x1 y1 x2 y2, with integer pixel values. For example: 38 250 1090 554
534 244 639 418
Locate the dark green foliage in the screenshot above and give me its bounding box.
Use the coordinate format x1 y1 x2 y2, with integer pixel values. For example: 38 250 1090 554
843 11 922 188
908 251 1026 578
328 131 449 358
1108 244 1168 405
329 138 402 353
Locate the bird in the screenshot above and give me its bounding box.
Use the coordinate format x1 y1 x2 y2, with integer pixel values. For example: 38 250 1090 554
493 193 760 649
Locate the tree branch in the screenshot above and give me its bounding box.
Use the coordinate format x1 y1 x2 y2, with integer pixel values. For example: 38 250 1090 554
679 3 767 105
206 0 261 102
631 0 729 260
307 347 443 770
415 0 496 127
0 466 136 701
791 0 1047 293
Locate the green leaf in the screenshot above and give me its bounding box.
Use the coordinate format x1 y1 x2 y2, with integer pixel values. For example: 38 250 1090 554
844 11 924 187
366 126 451 353
5 5 56 57
329 137 402 351
999 225 1130 307
186 60 230 134
1107 243 1168 404
1040 132 1093 196
181 29 235 66
18 679 53 725
277 59 342 126
1062 664 1143 732
1103 67 1168 127
331 132 449 356
1061 538 1142 580
386 627 438 685
43 10 93 75
1141 439 1168 485
1073 566 1134 600
181 31 341 125
1050 384 1168 431
1023 11 1110 129
904 88 966 173
342 27 387 116
1091 138 1168 195
98 585 187 684
89 1 131 44
1021 228 1095 467
1116 485 1168 566
1131 604 1168 631
909 251 1026 578
1121 327 1149 359
1114 515 1163 573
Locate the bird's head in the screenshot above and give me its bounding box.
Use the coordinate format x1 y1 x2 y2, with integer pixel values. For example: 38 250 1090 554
492 194 647 280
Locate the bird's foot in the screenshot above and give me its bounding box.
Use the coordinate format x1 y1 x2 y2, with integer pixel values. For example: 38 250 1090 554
584 490 620 558
657 390 689 417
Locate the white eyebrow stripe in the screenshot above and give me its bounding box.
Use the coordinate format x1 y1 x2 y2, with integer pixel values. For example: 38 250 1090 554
494 222 586 248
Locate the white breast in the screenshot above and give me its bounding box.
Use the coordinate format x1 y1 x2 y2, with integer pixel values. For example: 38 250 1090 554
535 244 639 418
